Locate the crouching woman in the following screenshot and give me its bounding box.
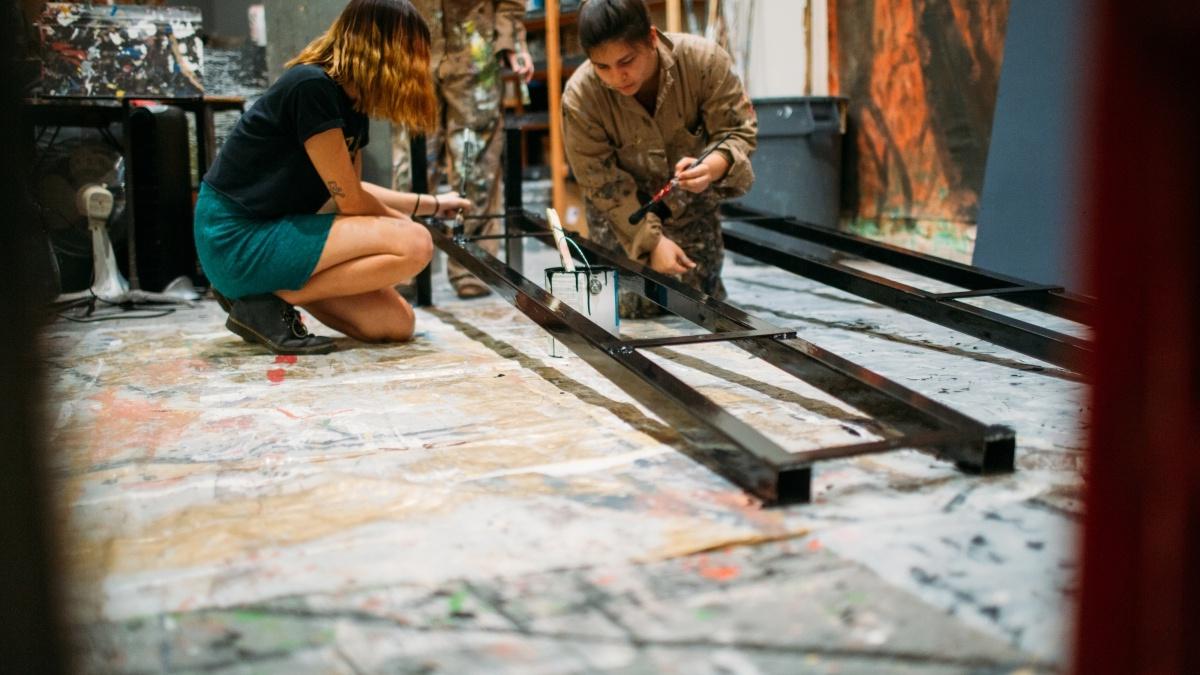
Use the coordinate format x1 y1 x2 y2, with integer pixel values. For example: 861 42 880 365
195 0 469 355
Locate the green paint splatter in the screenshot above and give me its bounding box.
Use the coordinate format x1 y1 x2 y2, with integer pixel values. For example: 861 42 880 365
231 609 269 623
694 607 716 621
449 589 467 615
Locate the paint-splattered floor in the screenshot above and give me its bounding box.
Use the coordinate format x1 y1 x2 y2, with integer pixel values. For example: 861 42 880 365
46 245 1086 673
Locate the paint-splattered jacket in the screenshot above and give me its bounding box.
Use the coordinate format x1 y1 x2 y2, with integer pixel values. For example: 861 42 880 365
414 0 526 79
563 31 757 262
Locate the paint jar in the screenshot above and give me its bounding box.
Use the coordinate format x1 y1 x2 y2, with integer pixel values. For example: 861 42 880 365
545 266 619 357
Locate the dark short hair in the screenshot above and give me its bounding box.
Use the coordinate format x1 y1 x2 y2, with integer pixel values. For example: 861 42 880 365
578 0 653 53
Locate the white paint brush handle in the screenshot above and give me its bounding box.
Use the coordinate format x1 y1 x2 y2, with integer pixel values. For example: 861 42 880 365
547 208 576 273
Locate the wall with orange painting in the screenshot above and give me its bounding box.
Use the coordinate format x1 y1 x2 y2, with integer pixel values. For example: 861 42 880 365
830 0 1010 261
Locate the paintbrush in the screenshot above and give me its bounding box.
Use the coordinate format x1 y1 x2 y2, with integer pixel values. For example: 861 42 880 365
547 207 576 273
453 138 474 237
628 133 733 225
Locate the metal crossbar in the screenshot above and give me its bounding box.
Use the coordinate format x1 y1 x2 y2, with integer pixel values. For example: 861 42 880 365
608 328 797 352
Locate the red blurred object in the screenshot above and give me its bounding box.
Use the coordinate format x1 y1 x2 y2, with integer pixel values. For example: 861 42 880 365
1073 3 1200 674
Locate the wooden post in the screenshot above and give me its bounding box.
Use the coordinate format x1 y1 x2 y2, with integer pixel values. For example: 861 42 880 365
546 0 566 217
804 0 813 94
666 0 683 32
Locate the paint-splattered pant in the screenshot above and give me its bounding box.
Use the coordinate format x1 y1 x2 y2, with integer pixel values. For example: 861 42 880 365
393 59 505 288
586 203 727 319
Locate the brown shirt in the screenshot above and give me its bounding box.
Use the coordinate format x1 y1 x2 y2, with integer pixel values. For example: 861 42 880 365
413 0 527 64
563 31 757 261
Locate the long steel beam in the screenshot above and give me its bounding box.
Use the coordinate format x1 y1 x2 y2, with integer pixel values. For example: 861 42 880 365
722 222 1092 371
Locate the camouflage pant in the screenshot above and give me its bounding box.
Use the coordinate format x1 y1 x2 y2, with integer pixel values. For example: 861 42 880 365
586 203 727 318
393 58 504 287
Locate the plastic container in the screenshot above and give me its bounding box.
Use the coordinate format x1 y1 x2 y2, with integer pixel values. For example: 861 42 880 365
737 96 847 228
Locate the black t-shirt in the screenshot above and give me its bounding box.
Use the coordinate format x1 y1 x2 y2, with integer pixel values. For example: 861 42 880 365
203 64 369 217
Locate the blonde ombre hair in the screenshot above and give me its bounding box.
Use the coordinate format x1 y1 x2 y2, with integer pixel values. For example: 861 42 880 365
287 0 437 132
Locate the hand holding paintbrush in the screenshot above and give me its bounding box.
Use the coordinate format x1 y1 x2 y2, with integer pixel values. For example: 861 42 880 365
628 133 733 225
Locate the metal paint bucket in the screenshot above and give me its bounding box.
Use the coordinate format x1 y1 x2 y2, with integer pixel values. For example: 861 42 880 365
545 265 619 357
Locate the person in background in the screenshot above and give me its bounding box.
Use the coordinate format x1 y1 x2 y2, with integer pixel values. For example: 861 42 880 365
195 0 471 354
562 0 757 317
398 0 533 298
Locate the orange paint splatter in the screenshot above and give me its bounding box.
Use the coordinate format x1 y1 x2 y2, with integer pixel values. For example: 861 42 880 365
807 538 823 552
698 562 741 582
266 368 286 383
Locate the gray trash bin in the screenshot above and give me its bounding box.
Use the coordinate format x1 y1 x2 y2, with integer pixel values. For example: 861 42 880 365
737 97 847 228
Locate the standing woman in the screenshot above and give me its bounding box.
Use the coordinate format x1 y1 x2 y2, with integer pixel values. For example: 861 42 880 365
195 0 470 355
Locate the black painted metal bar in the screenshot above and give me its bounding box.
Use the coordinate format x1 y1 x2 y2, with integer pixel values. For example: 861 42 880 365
929 284 1063 300
507 212 1016 476
610 328 796 352
503 125 525 274
722 222 1091 371
409 134 433 307
720 203 1095 324
458 213 508 220
466 233 550 242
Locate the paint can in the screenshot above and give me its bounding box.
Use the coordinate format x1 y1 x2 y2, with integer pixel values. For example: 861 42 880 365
545 266 619 357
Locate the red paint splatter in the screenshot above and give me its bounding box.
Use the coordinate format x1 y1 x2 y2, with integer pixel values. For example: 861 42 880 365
698 562 741 582
274 355 298 365
266 368 286 383
807 538 823 551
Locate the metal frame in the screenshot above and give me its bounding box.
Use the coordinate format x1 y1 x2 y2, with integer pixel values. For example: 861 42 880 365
403 123 1015 504
426 217 1014 504
429 127 1015 503
720 205 1095 371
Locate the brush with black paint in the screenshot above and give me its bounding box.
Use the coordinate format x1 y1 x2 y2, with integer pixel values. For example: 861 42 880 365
628 133 733 225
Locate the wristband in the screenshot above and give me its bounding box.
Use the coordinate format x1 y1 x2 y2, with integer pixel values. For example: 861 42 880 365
433 194 440 215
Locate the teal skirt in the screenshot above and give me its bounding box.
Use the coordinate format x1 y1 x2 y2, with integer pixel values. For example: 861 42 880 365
194 182 334 299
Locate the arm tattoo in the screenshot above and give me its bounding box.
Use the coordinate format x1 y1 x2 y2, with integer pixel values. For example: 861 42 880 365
327 181 346 198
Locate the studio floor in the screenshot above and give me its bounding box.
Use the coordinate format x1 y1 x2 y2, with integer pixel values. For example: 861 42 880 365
45 243 1088 674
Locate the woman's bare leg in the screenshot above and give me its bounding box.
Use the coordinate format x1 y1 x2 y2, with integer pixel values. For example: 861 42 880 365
302 287 416 342
278 254 407 306
279 214 432 305
247 213 432 343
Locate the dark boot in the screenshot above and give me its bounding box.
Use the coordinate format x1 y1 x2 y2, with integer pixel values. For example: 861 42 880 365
212 289 252 343
211 288 232 313
225 293 336 355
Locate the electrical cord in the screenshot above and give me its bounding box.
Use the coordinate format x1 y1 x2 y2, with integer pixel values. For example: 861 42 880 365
55 295 177 323
52 268 180 324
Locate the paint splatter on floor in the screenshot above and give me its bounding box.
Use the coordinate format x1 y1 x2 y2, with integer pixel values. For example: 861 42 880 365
47 252 1085 671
